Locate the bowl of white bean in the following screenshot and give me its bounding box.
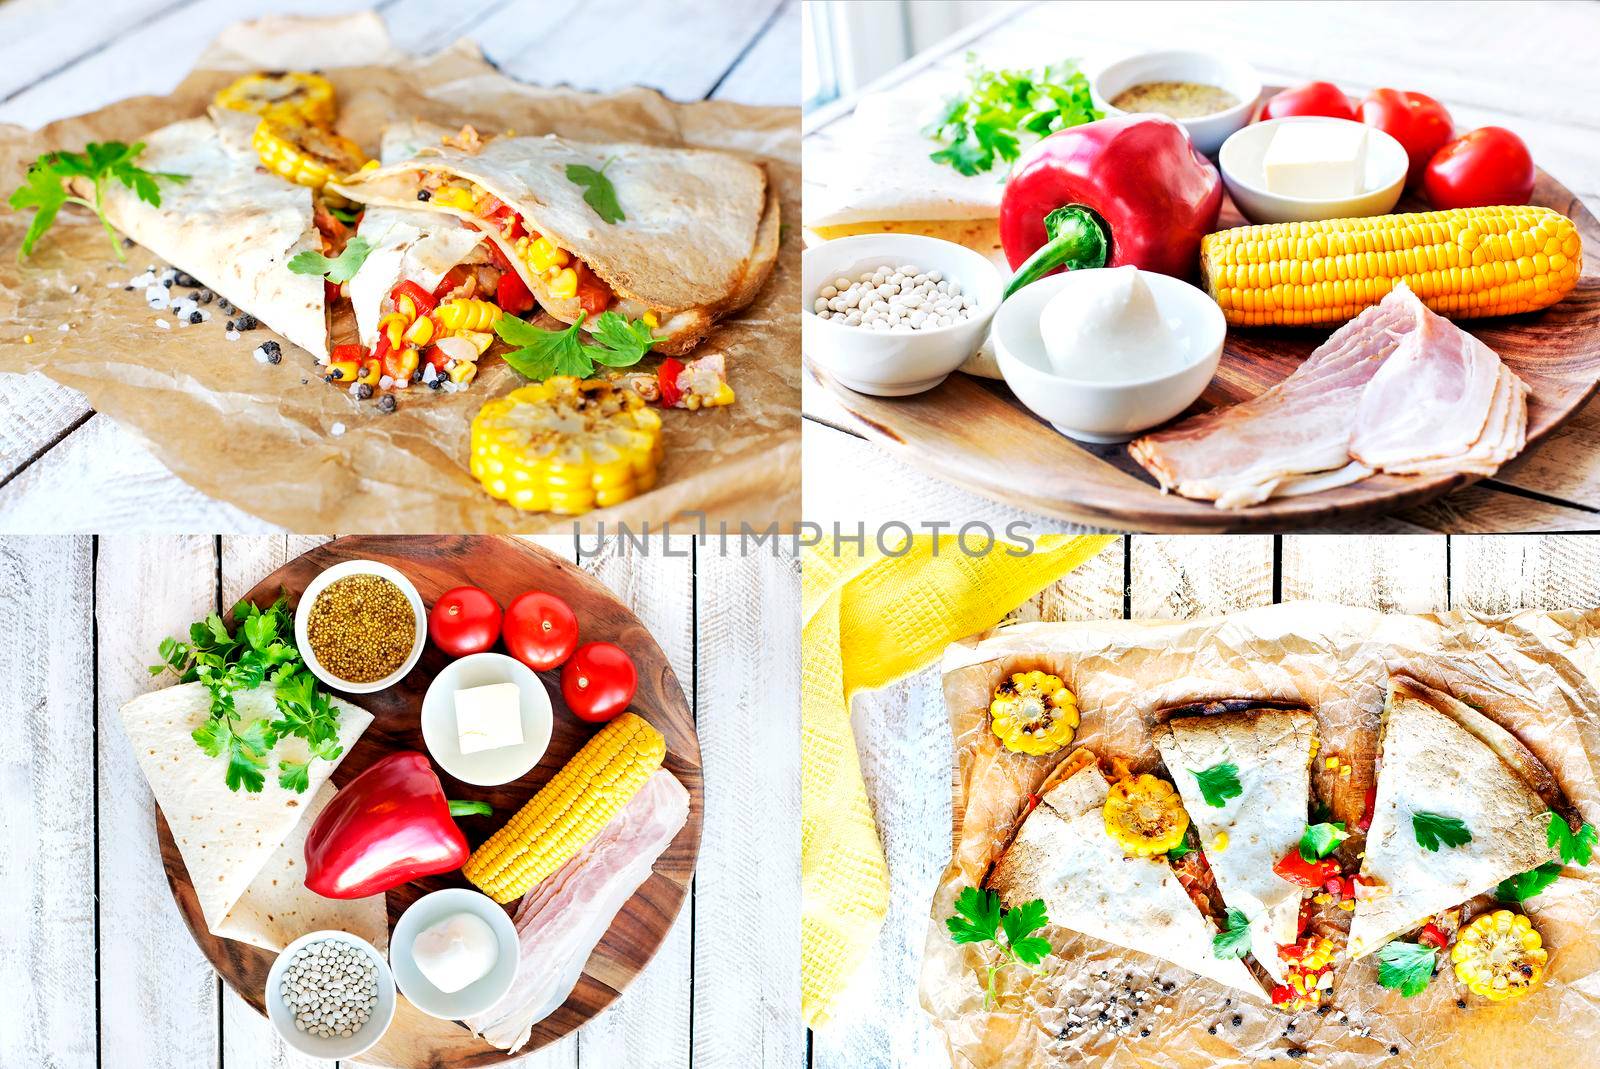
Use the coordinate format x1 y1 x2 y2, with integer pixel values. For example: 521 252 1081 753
266 930 397 1059
802 233 1003 396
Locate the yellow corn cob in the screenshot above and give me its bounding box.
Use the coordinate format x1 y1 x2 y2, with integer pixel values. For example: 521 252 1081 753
436 298 502 332
214 72 336 126
463 712 666 903
547 267 579 300
251 117 366 191
469 377 663 514
1202 205 1582 326
1452 909 1548 1002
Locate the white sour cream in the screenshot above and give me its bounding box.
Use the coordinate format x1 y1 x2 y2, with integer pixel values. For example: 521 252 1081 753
1038 265 1191 382
412 911 499 994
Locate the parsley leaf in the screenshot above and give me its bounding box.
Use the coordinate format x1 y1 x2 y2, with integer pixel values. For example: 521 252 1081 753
10 141 186 260
288 235 372 284
1212 908 1252 959
1167 837 1193 861
1413 812 1472 853
1299 821 1349 862
1497 861 1563 903
588 310 656 367
923 54 1101 177
1549 812 1598 866
497 310 659 381
1376 940 1436 997
567 158 624 223
946 887 1053 1007
1190 761 1243 808
946 885 1003 945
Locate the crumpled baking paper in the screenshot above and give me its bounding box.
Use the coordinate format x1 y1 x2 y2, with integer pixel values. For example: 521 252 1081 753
920 602 1600 1068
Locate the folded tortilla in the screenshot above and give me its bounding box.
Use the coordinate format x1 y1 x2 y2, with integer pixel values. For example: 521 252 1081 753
118 681 386 951
1346 676 1558 959
329 130 779 355
85 108 329 359
987 751 1266 999
1156 706 1317 983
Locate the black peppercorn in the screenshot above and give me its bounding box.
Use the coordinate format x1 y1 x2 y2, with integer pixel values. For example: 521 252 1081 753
188 310 202 324
1389 1047 1399 1057
1139 1028 1150 1038
417 189 431 201
1232 1015 1242 1027
356 383 374 400
1208 1026 1217 1035
235 312 258 331
1288 1049 1305 1060
261 340 282 364
377 394 397 413
1455 999 1466 1009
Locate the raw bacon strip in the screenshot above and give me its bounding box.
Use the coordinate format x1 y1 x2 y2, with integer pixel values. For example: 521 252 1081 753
466 770 690 1053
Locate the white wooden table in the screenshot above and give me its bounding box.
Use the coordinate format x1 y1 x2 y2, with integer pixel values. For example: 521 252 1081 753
0 0 798 532
803 0 1600 534
0 533 802 1069
811 532 1600 1067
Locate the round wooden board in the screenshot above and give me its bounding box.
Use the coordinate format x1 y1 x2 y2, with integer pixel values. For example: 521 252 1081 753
155 535 703 1067
810 161 1600 533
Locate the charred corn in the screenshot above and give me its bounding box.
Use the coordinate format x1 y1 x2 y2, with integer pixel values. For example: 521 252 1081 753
1103 774 1189 856
1202 205 1582 326
989 670 1079 756
252 117 366 190
214 71 336 126
1451 910 1547 1002
463 712 665 903
436 298 502 332
470 377 664 514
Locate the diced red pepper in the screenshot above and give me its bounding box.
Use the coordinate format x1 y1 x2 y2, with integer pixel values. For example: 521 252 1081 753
324 279 341 305
1279 942 1308 962
1274 849 1342 889
1025 793 1042 815
477 193 505 217
1270 984 1296 1005
658 357 686 407
423 345 450 371
330 343 368 365
1358 784 1378 831
482 236 514 273
573 261 614 318
373 332 392 361
1417 923 1448 949
390 279 437 315
432 265 471 301
497 269 535 316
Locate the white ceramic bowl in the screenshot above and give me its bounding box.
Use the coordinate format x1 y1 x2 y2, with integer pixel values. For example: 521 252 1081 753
420 651 553 786
294 559 427 694
995 269 1225 443
1220 116 1409 223
1093 49 1260 155
389 888 522 1021
802 233 1004 396
266 929 397 1060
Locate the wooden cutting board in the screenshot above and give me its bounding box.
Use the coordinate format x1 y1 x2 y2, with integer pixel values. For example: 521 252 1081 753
155 535 702 1067
809 169 1600 533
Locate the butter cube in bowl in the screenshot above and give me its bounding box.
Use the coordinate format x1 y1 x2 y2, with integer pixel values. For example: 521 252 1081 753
421 652 552 786
1219 116 1408 223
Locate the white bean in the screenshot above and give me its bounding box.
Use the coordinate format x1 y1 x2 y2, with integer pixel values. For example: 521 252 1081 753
810 262 977 331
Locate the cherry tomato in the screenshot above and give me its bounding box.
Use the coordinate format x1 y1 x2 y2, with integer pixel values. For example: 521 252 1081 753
503 591 579 671
1422 126 1535 209
1359 88 1453 185
428 586 502 656
561 641 637 723
1259 81 1355 122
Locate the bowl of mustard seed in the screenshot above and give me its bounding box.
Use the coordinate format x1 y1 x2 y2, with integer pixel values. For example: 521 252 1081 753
295 560 427 694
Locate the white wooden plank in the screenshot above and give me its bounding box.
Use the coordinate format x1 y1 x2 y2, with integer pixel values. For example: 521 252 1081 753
1450 535 1600 613
0 0 174 102
95 535 221 1069
1281 535 1449 613
0 371 91 483
711 0 800 106
1129 535 1274 619
693 547 803 1069
0 537 97 1069
370 0 514 57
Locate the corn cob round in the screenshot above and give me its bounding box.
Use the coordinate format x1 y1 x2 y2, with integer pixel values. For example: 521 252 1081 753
214 72 337 126
1201 205 1582 326
464 712 666 903
251 117 367 191
436 298 502 332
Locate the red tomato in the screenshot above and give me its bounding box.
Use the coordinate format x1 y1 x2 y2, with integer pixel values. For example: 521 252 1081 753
503 591 579 671
1359 88 1453 185
429 586 502 656
1259 81 1355 122
1423 126 1535 209
561 641 637 723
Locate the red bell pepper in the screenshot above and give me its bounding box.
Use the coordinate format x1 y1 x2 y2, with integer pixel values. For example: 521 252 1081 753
432 265 471 301
390 279 437 316
497 269 536 316
1274 848 1342 889
329 343 367 365
303 752 492 899
998 114 1223 296
658 357 686 407
1417 922 1449 949
573 261 614 318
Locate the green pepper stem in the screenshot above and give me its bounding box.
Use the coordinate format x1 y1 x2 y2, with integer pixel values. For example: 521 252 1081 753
1003 204 1109 300
448 799 493 818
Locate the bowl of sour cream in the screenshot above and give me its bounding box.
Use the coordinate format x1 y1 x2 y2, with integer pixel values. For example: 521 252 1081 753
994 265 1225 442
389 888 520 1021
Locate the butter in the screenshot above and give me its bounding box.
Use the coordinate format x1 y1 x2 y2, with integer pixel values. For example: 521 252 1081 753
1262 122 1368 198
454 682 523 754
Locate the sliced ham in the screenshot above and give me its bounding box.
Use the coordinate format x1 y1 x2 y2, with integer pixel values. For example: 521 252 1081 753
465 770 690 1053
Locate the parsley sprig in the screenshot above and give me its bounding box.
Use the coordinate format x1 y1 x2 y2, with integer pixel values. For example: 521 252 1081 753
1190 761 1243 808
922 54 1101 177
1497 813 1599 902
10 141 187 260
1376 939 1436 997
496 310 658 381
1212 907 1253 959
151 595 342 793
1412 811 1472 853
567 158 625 223
946 887 1053 1008
288 236 372 284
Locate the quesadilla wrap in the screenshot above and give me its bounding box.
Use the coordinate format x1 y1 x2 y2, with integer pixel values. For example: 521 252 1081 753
1156 705 1318 984
81 108 329 359
1346 676 1560 959
329 130 780 355
118 681 386 951
988 749 1267 999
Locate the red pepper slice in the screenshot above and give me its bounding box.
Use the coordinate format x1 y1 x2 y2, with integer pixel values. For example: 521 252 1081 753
658 357 686 407
423 345 450 371
1417 923 1448 949
497 269 535 316
389 279 437 315
1274 849 1342 889
482 236 514 273
373 331 392 361
1270 984 1297 1005
1358 783 1378 832
324 279 342 305
329 343 367 364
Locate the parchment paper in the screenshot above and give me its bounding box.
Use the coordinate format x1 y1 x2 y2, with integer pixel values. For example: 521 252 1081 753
920 602 1600 1068
0 13 799 532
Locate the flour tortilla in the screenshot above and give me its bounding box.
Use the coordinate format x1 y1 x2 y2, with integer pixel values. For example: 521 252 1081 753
1346 676 1557 959
1156 708 1317 983
118 681 380 948
329 131 778 355
80 108 329 359
987 752 1267 999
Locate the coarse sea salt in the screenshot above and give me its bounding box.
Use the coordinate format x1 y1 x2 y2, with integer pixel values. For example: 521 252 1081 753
331 422 346 436
225 330 241 342
154 320 170 330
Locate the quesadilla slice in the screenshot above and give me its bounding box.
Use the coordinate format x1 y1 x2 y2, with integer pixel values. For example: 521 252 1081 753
1346 675 1559 959
1156 705 1318 984
328 128 779 355
988 749 1267 999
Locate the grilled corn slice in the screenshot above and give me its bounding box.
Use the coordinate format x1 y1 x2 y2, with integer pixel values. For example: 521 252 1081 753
470 377 664 515
213 71 336 126
463 712 665 903
252 117 367 190
1202 205 1582 326
989 670 1079 756
436 298 502 332
1103 774 1190 856
1451 910 1547 1002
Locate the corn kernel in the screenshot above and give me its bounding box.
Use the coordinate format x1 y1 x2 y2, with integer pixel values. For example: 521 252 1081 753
1211 831 1229 853
642 311 659 330
405 316 436 346
449 360 477 384
548 267 578 300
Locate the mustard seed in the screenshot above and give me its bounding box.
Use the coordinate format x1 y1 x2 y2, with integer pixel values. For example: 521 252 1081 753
307 574 415 683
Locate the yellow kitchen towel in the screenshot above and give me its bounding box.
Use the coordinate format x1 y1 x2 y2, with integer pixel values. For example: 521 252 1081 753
800 533 1116 1027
